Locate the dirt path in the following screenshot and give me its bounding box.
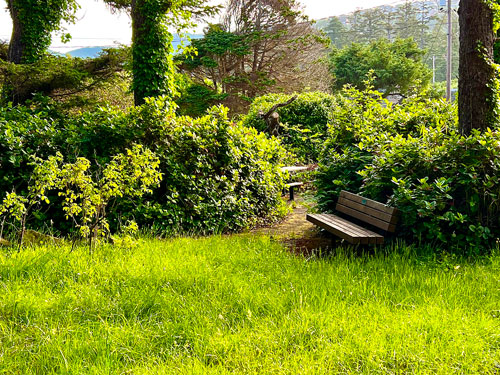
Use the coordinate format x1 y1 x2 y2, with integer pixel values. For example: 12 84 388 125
249 196 334 254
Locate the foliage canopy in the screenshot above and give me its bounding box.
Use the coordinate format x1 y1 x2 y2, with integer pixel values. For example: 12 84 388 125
329 38 432 97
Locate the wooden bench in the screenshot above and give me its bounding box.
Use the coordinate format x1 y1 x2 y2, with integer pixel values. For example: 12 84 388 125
306 190 399 245
286 182 303 201
281 166 308 201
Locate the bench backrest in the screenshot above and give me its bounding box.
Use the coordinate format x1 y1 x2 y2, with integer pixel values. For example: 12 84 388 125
336 190 399 232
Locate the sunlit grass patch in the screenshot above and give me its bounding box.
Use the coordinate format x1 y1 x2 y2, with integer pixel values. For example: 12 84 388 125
0 236 499 373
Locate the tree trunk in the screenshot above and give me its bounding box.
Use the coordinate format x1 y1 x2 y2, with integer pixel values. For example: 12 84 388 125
458 0 496 135
7 0 26 64
130 0 174 106
131 0 146 106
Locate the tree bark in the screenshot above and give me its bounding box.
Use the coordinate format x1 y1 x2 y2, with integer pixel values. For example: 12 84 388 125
458 0 496 135
131 0 146 106
7 0 26 64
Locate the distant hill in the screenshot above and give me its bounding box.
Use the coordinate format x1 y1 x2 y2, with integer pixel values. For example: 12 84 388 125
63 34 204 59
314 0 459 30
68 47 105 58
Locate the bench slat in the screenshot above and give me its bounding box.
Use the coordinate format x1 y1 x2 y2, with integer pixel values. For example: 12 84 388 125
286 182 303 187
337 191 399 233
337 197 397 223
336 202 397 232
309 214 383 245
340 191 397 215
306 214 383 245
307 214 363 244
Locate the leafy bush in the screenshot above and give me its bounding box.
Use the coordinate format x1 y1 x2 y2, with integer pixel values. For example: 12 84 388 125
0 101 65 195
315 85 500 249
176 82 228 117
243 92 336 162
130 102 289 233
316 85 456 209
362 129 500 248
0 145 161 248
0 98 288 236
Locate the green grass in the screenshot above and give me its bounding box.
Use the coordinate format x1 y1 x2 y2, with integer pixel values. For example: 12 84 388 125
0 236 499 374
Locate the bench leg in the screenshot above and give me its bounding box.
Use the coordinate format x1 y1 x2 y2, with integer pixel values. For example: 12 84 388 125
289 186 295 201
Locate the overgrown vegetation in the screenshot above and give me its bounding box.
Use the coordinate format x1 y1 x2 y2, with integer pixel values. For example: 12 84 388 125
1 1 500 372
315 83 500 249
0 98 289 239
243 92 336 162
0 48 129 104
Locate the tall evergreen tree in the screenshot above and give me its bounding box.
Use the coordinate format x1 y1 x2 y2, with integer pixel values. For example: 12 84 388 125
325 16 348 48
380 6 396 41
394 1 420 40
416 1 435 48
348 9 385 43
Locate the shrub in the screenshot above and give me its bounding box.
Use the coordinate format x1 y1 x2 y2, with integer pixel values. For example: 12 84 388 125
361 129 500 248
314 85 500 249
316 86 457 210
130 102 289 233
0 98 289 236
0 145 161 248
176 82 228 118
243 92 336 162
0 101 65 196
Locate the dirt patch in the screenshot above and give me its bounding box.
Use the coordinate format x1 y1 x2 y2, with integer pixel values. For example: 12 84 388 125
247 195 334 254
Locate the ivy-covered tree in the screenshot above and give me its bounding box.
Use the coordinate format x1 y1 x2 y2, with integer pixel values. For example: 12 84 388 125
106 0 218 105
129 0 177 106
329 38 431 97
5 0 79 64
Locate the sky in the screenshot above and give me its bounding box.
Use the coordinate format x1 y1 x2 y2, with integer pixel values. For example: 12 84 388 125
0 0 403 52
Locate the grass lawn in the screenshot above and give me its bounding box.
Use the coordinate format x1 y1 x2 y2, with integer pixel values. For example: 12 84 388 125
0 236 499 374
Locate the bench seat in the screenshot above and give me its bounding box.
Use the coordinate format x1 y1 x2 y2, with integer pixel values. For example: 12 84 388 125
306 213 384 245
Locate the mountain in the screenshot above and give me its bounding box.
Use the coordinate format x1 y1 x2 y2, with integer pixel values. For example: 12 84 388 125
64 34 204 59
68 47 104 58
